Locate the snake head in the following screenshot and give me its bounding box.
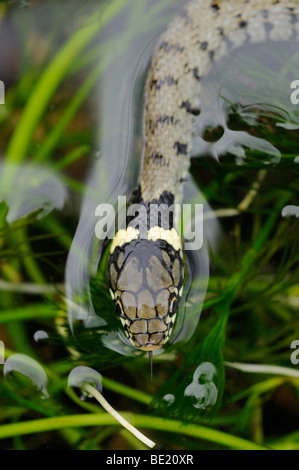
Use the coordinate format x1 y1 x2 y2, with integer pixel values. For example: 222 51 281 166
108 232 184 351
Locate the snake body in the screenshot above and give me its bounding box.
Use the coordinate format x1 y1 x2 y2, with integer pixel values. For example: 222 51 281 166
108 0 299 352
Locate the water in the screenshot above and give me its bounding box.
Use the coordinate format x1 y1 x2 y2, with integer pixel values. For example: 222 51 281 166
65 0 218 356
65 20 299 360
191 41 299 164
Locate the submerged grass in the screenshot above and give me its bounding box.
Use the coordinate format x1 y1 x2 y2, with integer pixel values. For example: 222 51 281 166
0 0 298 451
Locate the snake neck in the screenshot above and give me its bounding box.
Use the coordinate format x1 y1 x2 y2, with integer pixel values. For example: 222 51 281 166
129 186 177 231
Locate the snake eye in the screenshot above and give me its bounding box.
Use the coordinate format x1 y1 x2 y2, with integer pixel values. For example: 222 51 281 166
169 296 178 315
115 300 123 317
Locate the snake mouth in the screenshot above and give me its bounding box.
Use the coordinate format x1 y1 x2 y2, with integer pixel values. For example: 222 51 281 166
127 330 171 351
138 344 164 352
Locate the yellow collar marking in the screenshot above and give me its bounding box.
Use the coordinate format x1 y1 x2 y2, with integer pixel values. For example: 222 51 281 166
147 227 182 251
110 227 140 254
110 226 182 254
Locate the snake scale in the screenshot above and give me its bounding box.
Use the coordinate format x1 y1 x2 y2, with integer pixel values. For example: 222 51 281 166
108 0 299 353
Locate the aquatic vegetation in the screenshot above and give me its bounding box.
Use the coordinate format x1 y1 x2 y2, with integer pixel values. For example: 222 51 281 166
0 0 298 451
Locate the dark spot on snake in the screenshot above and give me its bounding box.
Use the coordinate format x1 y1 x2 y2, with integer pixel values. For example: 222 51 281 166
130 187 174 211
128 191 175 230
129 185 142 205
155 191 175 210
239 20 248 28
173 141 188 156
181 100 201 116
217 27 224 36
193 67 201 81
149 114 178 133
160 40 185 54
150 195 175 229
200 41 208 51
181 100 192 112
150 75 179 91
211 2 220 11
148 152 169 167
179 176 188 184
209 50 215 61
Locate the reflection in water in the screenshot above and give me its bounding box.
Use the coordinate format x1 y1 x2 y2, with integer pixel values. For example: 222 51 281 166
0 163 66 223
65 3 299 360
184 362 218 410
191 41 299 164
3 353 49 398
